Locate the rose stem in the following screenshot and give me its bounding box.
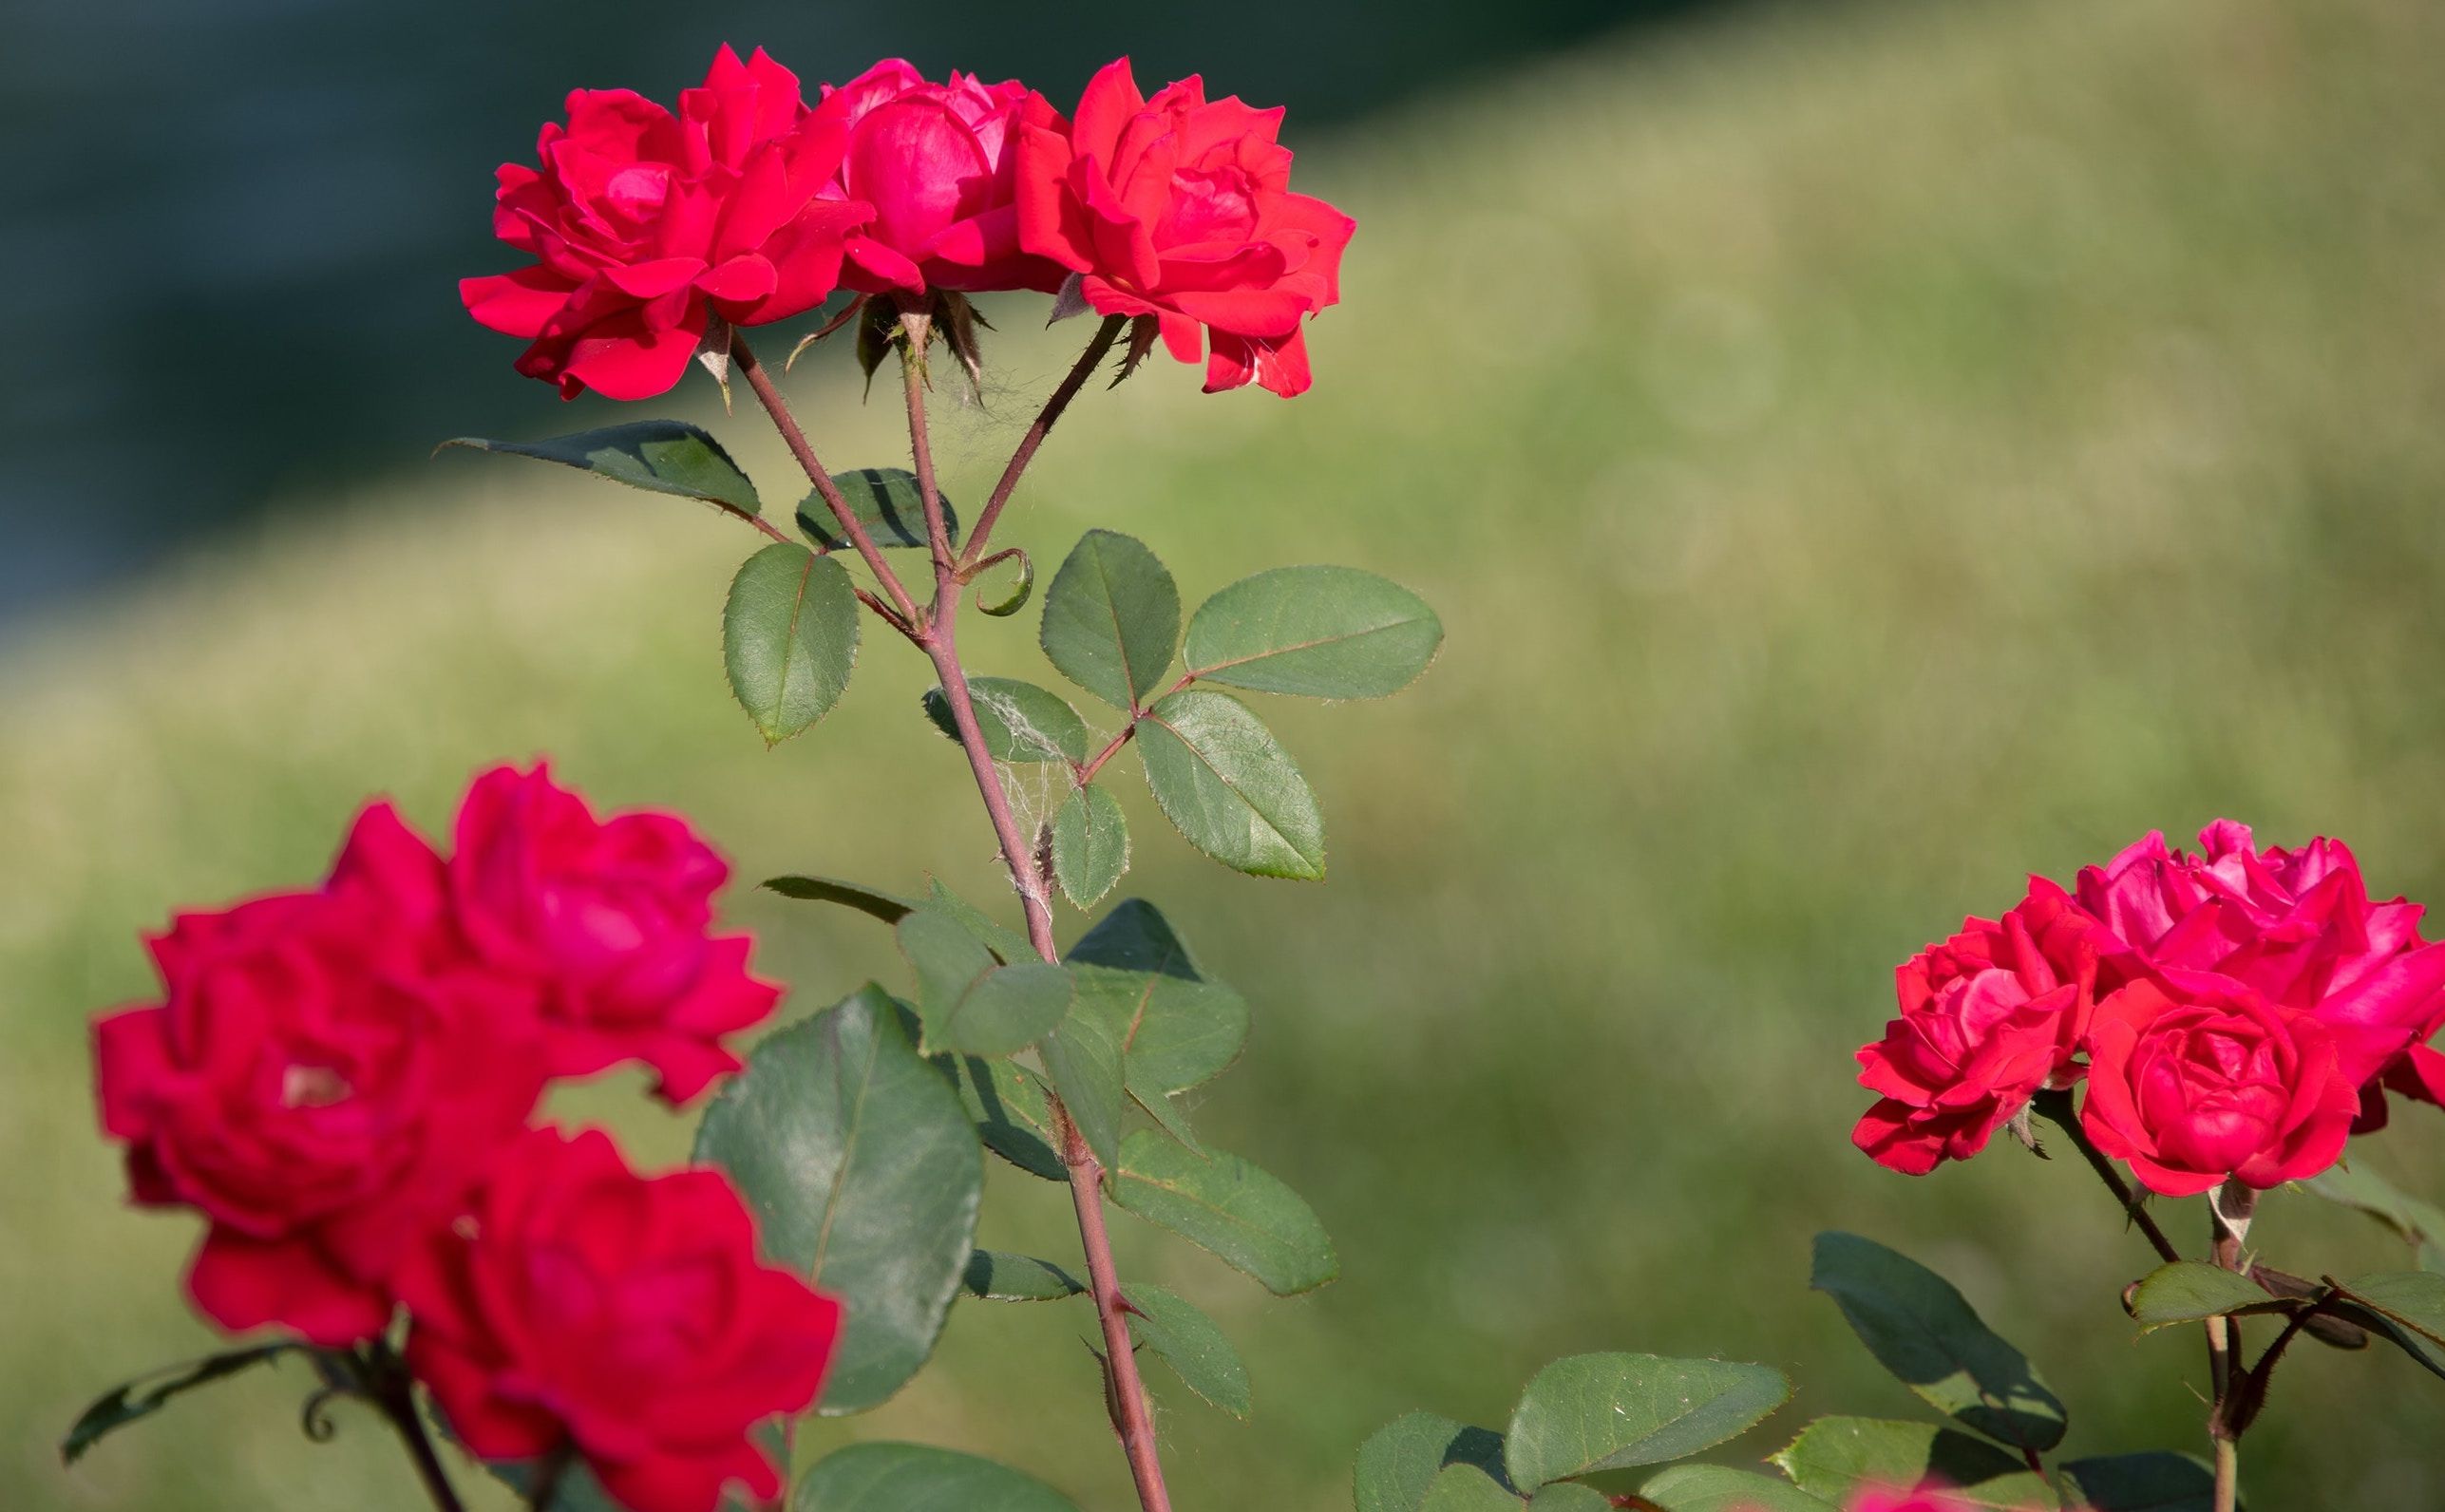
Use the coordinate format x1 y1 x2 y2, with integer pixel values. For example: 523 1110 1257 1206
365 1344 467 1512
2206 1183 2258 1512
2032 1089 2182 1264
958 313 1128 571
892 312 1177 1512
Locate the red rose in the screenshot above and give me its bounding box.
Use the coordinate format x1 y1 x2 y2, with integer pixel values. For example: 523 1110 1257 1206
2079 976 2360 1196
463 46 872 400
1853 879 2105 1174
399 1126 840 1512
91 804 544 1344
450 764 780 1104
2076 822 2445 1110
1015 57 1355 397
818 60 1065 295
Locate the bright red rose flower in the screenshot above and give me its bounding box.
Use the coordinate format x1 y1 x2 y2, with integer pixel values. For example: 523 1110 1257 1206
2079 975 2360 1196
817 59 1065 295
91 804 544 1345
1015 57 1355 397
1853 879 2106 1175
449 764 780 1105
399 1126 841 1512
2076 822 2445 1115
1843 1485 1993 1512
463 46 872 400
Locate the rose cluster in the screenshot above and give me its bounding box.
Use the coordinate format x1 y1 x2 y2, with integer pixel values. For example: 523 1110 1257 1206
93 765 835 1512
464 47 1355 399
1854 822 2445 1195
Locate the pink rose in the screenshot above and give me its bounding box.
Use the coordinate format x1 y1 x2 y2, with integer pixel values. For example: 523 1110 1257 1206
818 59 1066 295
91 804 544 1344
463 46 872 399
2080 975 2360 1196
401 1127 840 1512
1853 879 2106 1174
450 764 780 1104
1016 58 1355 396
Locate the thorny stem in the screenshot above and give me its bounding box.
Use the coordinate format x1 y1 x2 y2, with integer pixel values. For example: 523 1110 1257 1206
363 1344 467 1512
959 314 1128 571
2206 1184 2257 1512
2032 1089 2182 1265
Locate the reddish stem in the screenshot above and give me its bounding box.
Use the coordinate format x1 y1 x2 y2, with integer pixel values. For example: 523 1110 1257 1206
959 314 1128 570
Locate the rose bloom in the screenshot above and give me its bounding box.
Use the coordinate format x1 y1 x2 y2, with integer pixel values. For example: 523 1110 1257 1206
1844 1486 2002 1512
818 59 1065 295
1016 57 1355 396
2080 975 2360 1196
1853 879 2104 1175
463 46 871 400
92 805 544 1344
2076 822 2445 1118
400 1126 841 1512
450 764 781 1105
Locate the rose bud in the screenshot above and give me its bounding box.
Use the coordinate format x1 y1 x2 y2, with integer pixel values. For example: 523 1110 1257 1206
399 1126 841 1512
1852 879 2106 1175
818 60 1067 296
2079 975 2361 1196
449 764 781 1105
91 804 545 1345
463 46 873 400
1015 58 1355 396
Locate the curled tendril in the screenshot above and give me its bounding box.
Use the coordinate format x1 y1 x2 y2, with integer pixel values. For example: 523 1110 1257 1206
970 548 1033 616
298 1386 345 1444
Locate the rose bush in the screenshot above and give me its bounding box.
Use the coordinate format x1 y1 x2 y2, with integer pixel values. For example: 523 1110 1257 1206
399 1126 840 1512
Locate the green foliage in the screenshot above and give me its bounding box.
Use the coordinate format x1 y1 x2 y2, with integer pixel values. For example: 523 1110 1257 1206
1137 690 1326 879
1040 529 1181 710
1039 975 1127 1167
692 987 981 1414
1526 1486 1612 1511
2306 1164 2445 1270
895 908 1071 1055
1052 784 1130 907
1416 1465 1521 1512
1068 899 1250 1143
1185 565 1443 699
1772 1418 2056 1509
920 878 1037 963
799 466 957 550
961 1250 1084 1302
2334 1271 2445 1379
1124 1282 1252 1418
1810 1231 2067 1452
763 874 916 923
1639 1465 1836 1511
440 421 761 519
1109 1130 1337 1295
921 677 1088 764
1503 1352 1790 1489
723 543 860 745
60 1345 303 1465
2122 1262 2293 1332
2059 1452 2218 1512
791 1443 1082 1512
1355 1412 1513 1512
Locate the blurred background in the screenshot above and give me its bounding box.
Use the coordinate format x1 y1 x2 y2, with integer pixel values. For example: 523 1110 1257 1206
10 0 2445 1506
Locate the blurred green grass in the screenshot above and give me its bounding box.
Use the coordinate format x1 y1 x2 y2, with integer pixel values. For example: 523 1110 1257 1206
15 0 2445 1504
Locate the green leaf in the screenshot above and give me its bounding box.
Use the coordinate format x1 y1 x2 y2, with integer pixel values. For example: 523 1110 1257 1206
2123 1262 2294 1332
921 677 1089 764
2335 1271 2445 1378
692 986 982 1414
961 1250 1084 1301
1040 974 1127 1168
792 1443 1082 1512
1124 1282 1252 1418
441 421 761 519
1354 1412 1512 1512
1504 1352 1791 1489
1185 564 1444 699
975 549 1036 616
62 1344 302 1465
1068 897 1209 977
940 1053 1068 1181
1040 529 1180 709
1068 899 1248 1136
763 874 917 923
2059 1452 2219 1512
1137 689 1326 879
897 908 1072 1055
1810 1231 2067 1453
1052 784 1130 908
1109 1129 1337 1295
1639 1465 1837 1512
798 466 957 550
724 543 860 745
1417 1465 1522 1512
922 879 1037 964
1526 1487 1613 1512
2307 1163 2445 1271
1772 1418 2056 1510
